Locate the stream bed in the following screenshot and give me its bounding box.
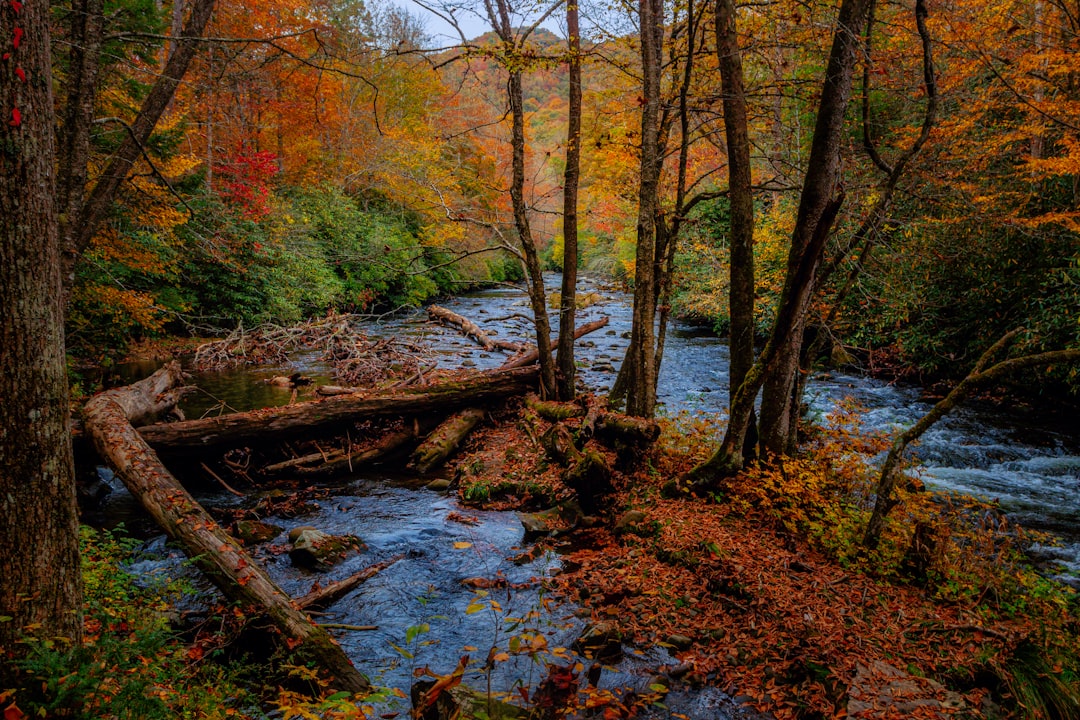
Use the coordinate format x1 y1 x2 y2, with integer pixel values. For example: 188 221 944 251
96 274 1079 716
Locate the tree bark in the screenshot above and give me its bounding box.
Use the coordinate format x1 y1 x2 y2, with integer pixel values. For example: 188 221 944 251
411 408 486 474
83 364 370 693
716 0 758 462
555 0 582 401
0 0 83 665
620 0 665 418
140 367 540 450
756 0 872 456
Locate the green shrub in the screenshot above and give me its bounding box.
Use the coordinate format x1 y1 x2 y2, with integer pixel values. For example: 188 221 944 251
7 527 258 719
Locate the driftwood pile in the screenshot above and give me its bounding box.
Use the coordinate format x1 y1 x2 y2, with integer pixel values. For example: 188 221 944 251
193 312 430 387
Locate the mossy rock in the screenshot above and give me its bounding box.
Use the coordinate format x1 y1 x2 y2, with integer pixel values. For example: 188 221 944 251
233 520 283 545
288 526 364 569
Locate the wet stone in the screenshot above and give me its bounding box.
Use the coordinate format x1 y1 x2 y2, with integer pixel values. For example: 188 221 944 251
572 621 624 663
233 520 283 545
288 526 364 570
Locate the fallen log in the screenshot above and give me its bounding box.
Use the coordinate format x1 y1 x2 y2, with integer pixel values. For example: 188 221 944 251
411 408 486 474
138 366 540 451
501 317 609 370
526 395 587 421
83 363 370 694
427 305 524 354
296 554 404 611
316 385 360 397
429 305 490 350
594 414 660 445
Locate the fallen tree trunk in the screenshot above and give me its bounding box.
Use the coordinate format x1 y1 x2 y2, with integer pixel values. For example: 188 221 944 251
593 414 661 445
427 305 523 353
296 554 404 611
429 304 496 350
501 317 610 370
526 395 587 421
411 408 486 474
83 363 370 694
139 366 539 451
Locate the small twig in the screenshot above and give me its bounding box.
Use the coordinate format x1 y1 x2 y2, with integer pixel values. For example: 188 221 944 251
200 462 245 497
318 623 378 631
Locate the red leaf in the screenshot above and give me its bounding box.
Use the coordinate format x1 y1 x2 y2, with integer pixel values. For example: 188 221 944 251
10 0 23 12
9 108 21 127
12 28 23 49
15 67 25 82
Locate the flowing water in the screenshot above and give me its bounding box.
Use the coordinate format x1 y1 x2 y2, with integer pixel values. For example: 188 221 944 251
95 274 1079 717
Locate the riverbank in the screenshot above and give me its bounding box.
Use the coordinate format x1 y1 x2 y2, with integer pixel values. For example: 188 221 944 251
454 398 1080 719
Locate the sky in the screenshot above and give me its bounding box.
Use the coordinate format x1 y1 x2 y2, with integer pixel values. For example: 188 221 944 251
393 0 568 46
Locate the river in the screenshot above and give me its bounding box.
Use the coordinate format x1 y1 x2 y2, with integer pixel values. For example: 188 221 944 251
95 274 1079 717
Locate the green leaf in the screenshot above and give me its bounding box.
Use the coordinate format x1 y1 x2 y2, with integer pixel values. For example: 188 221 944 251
389 642 414 659
405 623 430 644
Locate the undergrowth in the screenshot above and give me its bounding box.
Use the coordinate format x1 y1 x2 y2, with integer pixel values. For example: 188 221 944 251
1 527 375 720
649 407 1080 718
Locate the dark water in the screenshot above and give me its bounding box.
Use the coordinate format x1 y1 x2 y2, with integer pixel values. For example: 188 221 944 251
96 274 1079 715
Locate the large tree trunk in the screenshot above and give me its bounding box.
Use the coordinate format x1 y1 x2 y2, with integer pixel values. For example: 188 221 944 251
755 0 872 456
620 0 665 418
83 364 370 694
0 0 83 668
690 0 872 483
55 0 104 268
139 366 540 450
555 0 582 401
716 0 758 462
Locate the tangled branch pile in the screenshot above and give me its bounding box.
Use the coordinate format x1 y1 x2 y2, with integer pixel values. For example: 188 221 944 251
192 313 432 387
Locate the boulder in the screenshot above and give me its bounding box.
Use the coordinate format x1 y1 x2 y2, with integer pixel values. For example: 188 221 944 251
233 520 283 545
288 526 364 570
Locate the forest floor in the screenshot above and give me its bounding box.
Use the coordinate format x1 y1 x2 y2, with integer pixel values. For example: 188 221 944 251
450 395 1080 720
